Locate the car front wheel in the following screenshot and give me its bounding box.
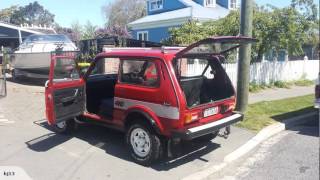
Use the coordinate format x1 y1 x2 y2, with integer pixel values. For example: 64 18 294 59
126 123 163 166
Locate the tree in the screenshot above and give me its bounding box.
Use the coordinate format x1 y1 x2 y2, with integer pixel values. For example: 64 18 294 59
291 0 318 20
81 21 97 40
54 23 78 42
103 0 146 28
70 21 83 42
0 6 18 23
10 1 55 26
95 25 131 38
164 1 319 61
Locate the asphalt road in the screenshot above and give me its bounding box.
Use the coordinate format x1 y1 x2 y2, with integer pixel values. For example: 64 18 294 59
210 114 319 180
0 80 254 180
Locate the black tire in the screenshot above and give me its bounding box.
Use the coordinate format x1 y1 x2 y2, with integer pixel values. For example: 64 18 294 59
52 119 75 134
11 70 19 82
126 122 163 166
194 130 219 142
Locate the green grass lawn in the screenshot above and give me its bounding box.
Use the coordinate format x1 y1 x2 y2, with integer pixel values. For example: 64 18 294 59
236 94 316 132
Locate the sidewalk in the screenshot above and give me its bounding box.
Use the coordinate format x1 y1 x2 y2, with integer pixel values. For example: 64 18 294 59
249 86 314 104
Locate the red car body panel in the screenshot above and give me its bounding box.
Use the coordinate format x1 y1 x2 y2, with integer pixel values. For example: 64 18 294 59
45 36 256 139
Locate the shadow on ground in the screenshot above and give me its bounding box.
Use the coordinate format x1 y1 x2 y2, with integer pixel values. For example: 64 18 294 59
272 107 319 137
26 119 221 171
7 77 46 87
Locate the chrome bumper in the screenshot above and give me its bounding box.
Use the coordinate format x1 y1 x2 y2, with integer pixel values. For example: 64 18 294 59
172 113 243 140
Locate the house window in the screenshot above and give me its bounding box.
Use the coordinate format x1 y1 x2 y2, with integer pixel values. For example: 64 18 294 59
205 0 216 7
137 31 148 41
149 0 163 11
230 0 237 9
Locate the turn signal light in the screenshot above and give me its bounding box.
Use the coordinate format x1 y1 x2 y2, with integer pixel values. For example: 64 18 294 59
185 113 199 124
228 102 236 111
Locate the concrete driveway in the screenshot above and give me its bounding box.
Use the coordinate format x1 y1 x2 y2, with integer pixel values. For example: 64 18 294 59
0 80 254 180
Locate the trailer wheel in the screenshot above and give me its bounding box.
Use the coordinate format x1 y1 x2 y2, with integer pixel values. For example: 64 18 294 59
53 119 75 134
11 69 19 82
126 122 163 166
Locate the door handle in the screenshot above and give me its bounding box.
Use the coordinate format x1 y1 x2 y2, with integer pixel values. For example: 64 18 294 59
61 96 76 103
163 102 171 106
61 89 79 103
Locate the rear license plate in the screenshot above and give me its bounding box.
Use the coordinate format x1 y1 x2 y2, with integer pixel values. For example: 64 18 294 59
203 107 219 117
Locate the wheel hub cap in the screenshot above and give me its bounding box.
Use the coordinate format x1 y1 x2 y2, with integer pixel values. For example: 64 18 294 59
56 121 66 129
130 128 151 157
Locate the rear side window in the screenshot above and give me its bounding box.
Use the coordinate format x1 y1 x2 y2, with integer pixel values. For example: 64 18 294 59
120 59 159 87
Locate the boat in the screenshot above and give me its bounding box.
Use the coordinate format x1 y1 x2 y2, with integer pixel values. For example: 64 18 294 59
10 34 77 79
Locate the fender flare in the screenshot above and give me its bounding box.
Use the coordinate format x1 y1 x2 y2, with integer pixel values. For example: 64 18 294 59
124 106 165 135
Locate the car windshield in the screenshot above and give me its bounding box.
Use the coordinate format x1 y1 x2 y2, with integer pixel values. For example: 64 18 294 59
24 35 72 43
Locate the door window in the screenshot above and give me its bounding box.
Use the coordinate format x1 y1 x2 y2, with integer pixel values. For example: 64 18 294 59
53 57 80 82
120 60 159 87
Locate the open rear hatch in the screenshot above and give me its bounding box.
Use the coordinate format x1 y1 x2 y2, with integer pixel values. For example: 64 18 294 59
174 36 257 108
171 36 257 139
175 36 257 57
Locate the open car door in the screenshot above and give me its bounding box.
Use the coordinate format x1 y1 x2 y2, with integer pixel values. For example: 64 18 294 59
45 55 85 125
175 36 258 58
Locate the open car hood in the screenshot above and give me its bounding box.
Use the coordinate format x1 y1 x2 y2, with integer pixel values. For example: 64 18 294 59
175 36 258 58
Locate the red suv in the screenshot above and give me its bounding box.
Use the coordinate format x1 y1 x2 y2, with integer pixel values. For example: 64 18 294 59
45 36 256 165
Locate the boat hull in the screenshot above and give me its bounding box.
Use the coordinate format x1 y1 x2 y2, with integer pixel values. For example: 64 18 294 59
13 67 49 79
11 53 51 79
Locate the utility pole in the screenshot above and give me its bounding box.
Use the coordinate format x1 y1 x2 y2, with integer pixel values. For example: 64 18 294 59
236 0 253 112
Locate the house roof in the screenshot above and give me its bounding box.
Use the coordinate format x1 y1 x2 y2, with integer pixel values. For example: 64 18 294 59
128 8 192 29
128 0 230 29
0 22 44 36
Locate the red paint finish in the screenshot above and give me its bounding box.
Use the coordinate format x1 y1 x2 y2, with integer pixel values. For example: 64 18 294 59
45 36 253 138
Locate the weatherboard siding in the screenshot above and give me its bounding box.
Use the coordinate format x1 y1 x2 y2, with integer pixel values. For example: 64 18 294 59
132 26 178 43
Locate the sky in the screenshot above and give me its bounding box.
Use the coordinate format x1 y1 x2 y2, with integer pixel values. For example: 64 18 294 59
0 0 318 28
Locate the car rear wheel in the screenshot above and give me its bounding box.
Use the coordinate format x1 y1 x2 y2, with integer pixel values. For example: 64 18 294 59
126 123 163 166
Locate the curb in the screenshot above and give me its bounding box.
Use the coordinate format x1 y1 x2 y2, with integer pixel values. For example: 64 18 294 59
182 111 318 180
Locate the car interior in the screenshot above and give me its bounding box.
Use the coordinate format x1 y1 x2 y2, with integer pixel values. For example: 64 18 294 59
175 56 235 107
85 58 158 119
85 58 118 118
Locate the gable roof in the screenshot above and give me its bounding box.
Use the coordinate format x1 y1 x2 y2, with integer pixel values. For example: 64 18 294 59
128 8 192 29
128 0 230 29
